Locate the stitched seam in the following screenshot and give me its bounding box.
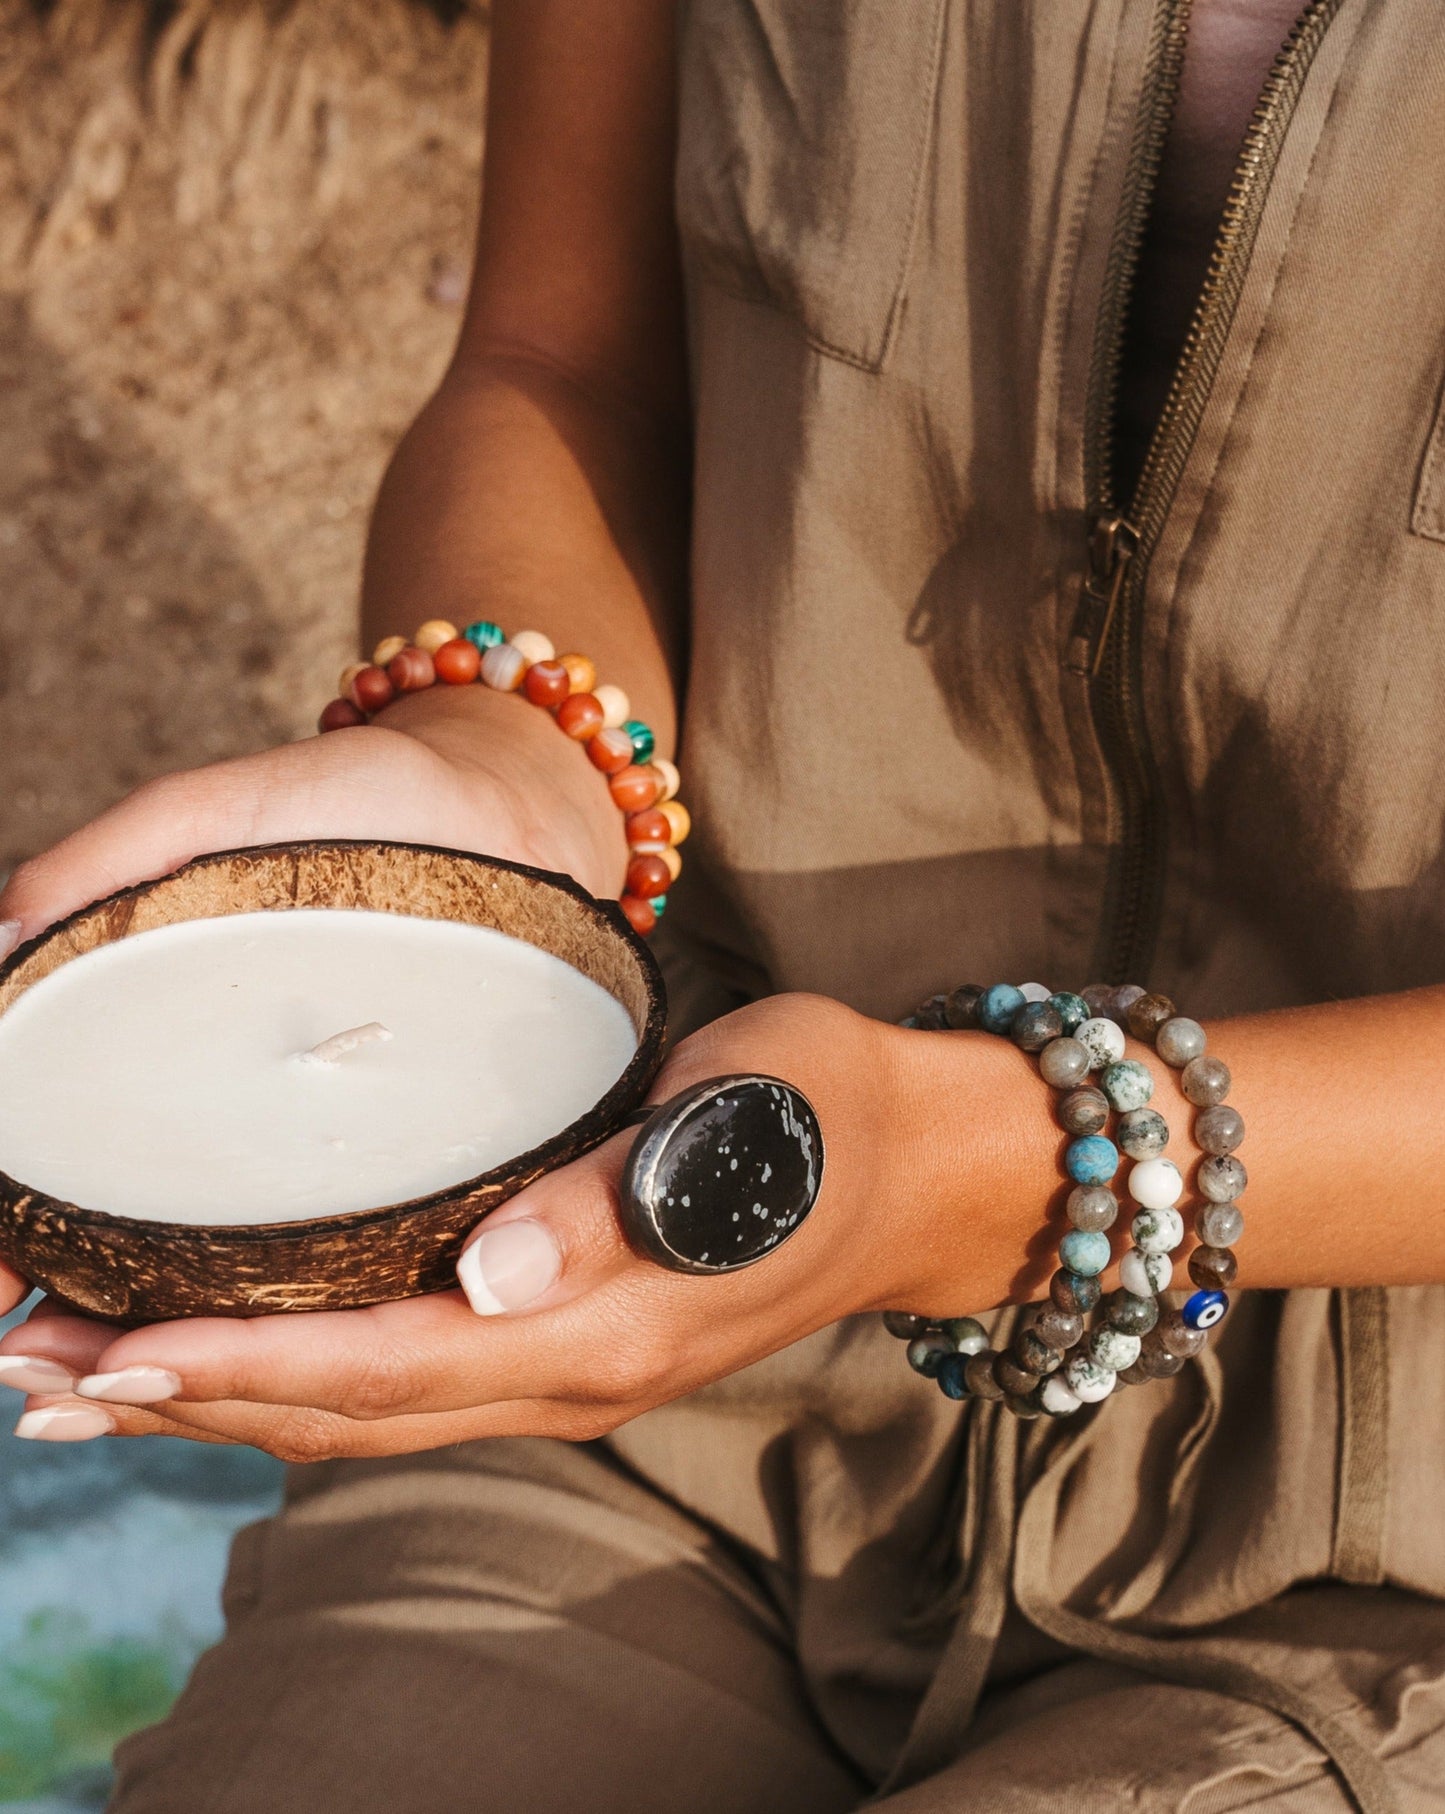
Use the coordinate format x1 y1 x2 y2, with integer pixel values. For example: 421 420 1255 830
870 0 949 372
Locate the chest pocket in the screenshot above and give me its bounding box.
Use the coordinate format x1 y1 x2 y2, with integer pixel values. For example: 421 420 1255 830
1412 370 1445 542
675 0 947 373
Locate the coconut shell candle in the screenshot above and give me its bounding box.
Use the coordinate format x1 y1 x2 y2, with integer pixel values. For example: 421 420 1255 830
0 842 665 1323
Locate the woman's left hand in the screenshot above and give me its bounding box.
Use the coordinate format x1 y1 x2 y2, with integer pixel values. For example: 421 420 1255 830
0 993 996 1456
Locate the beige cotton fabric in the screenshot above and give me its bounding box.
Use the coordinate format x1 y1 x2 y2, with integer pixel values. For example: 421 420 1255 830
112 2 1445 1809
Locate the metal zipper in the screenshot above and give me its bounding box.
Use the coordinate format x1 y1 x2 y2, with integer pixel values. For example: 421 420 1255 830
1071 0 1343 984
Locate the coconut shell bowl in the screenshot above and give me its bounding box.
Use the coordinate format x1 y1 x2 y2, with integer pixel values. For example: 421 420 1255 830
0 841 666 1324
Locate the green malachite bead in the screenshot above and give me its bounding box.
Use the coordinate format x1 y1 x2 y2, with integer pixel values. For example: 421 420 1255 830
649 895 668 916
624 719 656 762
463 620 506 651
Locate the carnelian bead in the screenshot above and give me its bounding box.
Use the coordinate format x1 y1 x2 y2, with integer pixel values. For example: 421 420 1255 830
609 765 660 812
372 634 407 668
557 693 604 740
433 638 482 685
586 726 635 774
619 894 657 936
560 652 597 694
522 659 570 708
414 618 460 655
319 697 366 733
657 799 691 846
387 646 436 692
626 852 673 899
352 665 396 713
626 807 672 848
650 757 681 803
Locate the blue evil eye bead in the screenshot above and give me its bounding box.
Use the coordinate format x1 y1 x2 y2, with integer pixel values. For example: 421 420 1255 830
1059 1228 1112 1277
624 718 656 762
1065 1135 1120 1186
1047 991 1090 1035
1182 1289 1230 1331
463 619 506 651
977 982 1027 1035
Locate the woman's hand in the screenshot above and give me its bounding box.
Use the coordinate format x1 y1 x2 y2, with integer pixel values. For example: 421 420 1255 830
0 996 1045 1454
0 683 630 1332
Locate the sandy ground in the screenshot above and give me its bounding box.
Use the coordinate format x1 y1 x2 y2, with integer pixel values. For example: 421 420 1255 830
0 0 489 881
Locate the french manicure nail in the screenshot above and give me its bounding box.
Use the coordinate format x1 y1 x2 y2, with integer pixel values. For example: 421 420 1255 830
0 1355 77 1394
15 1404 115 1442
457 1221 562 1316
76 1366 182 1405
0 920 20 963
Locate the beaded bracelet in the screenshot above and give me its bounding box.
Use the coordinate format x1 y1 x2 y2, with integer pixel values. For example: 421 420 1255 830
886 981 1245 1420
318 619 688 937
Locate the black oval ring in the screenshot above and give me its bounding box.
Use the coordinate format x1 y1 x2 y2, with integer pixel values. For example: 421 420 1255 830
619 1074 825 1274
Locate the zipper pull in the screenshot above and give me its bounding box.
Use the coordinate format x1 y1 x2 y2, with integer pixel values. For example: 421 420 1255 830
1065 515 1139 677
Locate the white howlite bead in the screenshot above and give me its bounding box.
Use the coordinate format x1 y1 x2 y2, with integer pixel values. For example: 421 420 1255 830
509 629 555 665
1120 1247 1173 1298
593 683 631 728
1076 1017 1127 1070
1130 1205 1185 1255
480 643 528 691
1090 1327 1142 1372
1018 982 1051 1003
1041 1374 1083 1416
1064 1354 1117 1403
1127 1156 1183 1208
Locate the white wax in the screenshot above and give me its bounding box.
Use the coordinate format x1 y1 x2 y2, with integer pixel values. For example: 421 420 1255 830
0 910 637 1225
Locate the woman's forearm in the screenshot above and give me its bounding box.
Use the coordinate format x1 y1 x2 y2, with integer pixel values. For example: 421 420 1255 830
360 357 688 753
882 984 1445 1316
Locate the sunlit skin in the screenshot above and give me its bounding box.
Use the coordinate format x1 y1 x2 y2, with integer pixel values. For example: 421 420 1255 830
3 0 1444 1459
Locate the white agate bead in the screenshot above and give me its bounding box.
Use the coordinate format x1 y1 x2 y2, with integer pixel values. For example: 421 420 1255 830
1018 982 1051 1002
1127 1156 1183 1209
1076 1016 1126 1070
480 643 528 690
1120 1247 1173 1298
1064 1354 1117 1402
509 629 555 665
651 756 681 802
1089 1326 1142 1372
593 683 631 728
1130 1205 1185 1255
1041 1374 1083 1416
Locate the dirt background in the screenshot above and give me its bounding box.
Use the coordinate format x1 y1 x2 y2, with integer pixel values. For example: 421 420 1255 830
0 0 490 883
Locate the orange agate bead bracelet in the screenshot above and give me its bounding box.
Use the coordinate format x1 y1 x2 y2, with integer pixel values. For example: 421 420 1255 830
318 618 687 936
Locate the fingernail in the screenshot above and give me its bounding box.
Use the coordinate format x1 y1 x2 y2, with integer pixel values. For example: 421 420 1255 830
76 1366 182 1405
15 1404 115 1442
0 920 20 963
457 1220 561 1316
0 1355 77 1395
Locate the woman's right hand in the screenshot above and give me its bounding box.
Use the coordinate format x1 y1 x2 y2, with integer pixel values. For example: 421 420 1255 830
0 682 631 1315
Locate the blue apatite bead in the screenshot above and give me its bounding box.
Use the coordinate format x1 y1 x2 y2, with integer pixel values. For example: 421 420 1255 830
1059 1228 1112 1277
936 1353 971 1400
624 719 656 762
977 982 1027 1035
1182 1289 1230 1332
648 895 668 917
1065 1134 1120 1186
463 620 505 652
1048 991 1091 1035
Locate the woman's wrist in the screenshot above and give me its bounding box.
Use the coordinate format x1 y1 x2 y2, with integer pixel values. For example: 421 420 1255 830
369 682 629 898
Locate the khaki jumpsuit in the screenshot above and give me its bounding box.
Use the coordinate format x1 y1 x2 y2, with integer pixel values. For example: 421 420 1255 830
112 2 1445 1808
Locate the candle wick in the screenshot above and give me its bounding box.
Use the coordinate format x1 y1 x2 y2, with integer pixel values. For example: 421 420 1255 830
298 1022 393 1066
